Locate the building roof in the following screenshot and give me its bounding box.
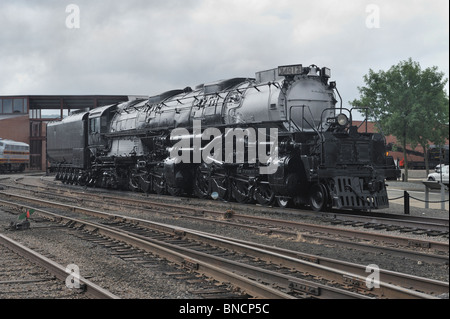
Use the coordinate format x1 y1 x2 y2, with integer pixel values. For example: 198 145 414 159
28 95 130 110
0 114 28 121
1 95 130 110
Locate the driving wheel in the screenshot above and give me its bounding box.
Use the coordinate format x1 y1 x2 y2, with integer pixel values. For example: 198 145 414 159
309 183 329 212
254 183 275 206
231 179 254 204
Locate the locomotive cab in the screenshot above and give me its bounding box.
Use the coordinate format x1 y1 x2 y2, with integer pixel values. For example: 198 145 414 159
88 104 117 151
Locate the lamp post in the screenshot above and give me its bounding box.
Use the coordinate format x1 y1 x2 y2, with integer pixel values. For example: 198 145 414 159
439 146 445 210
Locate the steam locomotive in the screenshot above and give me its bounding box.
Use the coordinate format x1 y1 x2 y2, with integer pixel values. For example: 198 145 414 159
47 64 390 211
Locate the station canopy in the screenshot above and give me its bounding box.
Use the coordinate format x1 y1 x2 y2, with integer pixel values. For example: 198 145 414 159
28 95 130 111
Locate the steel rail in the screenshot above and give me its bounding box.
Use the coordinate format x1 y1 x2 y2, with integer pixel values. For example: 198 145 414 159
1 190 448 265
0 197 369 299
99 218 450 298
320 213 449 233
229 213 449 253
0 195 444 298
158 228 444 299
0 199 294 299
0 234 119 299
2 186 448 253
187 230 449 296
7 180 449 233
98 214 448 296
169 213 449 265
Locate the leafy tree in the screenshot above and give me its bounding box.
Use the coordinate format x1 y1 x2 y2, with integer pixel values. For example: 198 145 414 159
350 58 449 181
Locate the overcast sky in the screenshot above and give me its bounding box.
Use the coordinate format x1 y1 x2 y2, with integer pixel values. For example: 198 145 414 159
1 0 448 111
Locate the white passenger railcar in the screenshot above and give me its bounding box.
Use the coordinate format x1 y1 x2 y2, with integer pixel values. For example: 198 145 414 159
0 138 30 172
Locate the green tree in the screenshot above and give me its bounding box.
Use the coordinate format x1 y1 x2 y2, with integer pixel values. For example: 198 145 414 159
350 58 449 181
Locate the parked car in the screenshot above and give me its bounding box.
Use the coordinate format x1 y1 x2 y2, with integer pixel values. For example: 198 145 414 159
428 164 449 186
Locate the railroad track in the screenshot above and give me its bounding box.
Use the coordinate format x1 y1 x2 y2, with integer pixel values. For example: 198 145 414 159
7 177 450 237
1 182 448 265
0 233 118 299
0 194 447 299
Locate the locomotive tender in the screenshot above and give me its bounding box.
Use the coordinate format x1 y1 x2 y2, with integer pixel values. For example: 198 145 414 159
47 64 390 211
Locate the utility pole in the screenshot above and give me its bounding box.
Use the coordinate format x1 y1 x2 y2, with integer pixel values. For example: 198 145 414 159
439 147 445 210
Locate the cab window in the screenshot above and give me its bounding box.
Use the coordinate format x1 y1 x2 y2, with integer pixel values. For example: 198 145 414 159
89 117 100 134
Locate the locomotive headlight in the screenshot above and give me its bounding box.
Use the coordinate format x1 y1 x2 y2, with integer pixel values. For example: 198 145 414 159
337 113 349 126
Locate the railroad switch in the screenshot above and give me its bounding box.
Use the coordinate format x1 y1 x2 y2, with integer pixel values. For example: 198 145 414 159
7 219 30 231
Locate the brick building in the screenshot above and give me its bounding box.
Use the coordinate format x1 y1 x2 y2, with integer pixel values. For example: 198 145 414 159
0 95 130 171
354 120 449 169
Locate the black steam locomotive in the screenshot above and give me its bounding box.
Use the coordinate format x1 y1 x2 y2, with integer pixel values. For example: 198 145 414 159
47 64 390 211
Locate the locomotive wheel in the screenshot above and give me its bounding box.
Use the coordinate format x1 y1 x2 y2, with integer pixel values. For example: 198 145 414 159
193 166 209 198
66 170 73 184
309 183 329 212
78 172 89 187
276 197 292 208
61 169 68 184
211 176 228 200
128 173 140 192
168 186 182 196
152 176 166 194
55 169 61 180
254 183 275 206
231 179 254 204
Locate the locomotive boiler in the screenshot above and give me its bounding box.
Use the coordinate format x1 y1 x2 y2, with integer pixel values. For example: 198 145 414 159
47 64 390 211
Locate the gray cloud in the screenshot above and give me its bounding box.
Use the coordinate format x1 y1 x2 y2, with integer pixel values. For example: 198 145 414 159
0 0 448 108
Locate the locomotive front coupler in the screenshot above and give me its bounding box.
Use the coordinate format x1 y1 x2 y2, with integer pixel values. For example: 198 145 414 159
367 179 384 193
343 184 366 203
